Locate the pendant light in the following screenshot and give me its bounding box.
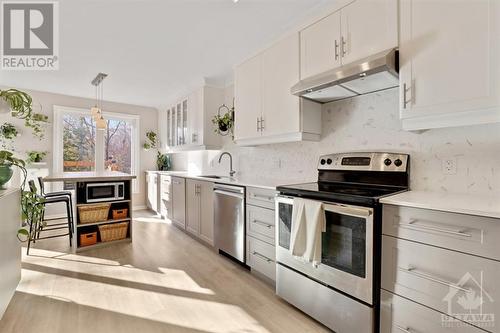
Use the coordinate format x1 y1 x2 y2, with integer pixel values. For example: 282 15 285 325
91 73 108 130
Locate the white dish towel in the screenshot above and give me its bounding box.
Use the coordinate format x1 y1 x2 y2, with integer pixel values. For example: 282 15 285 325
290 198 325 265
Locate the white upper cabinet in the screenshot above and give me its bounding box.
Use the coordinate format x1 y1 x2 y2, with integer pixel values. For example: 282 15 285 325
300 11 342 79
234 55 262 141
399 0 500 130
340 0 397 64
300 0 397 79
261 33 301 137
234 32 322 146
160 85 224 151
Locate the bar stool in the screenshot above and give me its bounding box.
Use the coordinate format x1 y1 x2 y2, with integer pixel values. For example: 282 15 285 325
37 177 73 223
26 180 73 255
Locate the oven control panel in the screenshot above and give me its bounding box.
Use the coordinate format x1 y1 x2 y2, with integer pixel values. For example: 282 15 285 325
318 152 409 172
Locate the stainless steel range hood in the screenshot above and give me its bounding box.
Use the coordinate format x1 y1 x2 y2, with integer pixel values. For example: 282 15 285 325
291 48 399 103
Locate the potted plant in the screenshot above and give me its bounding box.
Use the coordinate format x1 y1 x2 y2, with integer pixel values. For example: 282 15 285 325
0 150 25 190
143 130 158 150
27 151 47 163
0 123 19 140
0 88 49 139
156 152 171 171
212 104 234 136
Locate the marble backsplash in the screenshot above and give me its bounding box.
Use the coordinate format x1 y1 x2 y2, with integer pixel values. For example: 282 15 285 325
172 88 500 195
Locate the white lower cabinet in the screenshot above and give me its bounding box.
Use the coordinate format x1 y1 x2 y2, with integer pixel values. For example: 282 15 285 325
247 236 275 281
171 176 186 229
381 290 486 333
146 172 159 213
382 203 500 333
245 187 277 281
186 179 214 246
159 175 172 219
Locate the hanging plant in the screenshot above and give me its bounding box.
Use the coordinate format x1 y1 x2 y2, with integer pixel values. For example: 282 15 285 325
212 103 234 137
143 130 158 150
24 113 49 140
0 89 32 119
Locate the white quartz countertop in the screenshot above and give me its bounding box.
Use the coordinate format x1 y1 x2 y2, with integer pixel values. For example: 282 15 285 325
44 171 137 182
380 190 500 219
149 171 287 190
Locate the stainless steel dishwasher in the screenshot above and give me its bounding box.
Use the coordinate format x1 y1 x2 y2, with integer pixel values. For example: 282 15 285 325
214 184 245 263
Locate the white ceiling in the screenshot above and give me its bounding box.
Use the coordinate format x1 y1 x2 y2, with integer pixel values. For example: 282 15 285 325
0 0 337 108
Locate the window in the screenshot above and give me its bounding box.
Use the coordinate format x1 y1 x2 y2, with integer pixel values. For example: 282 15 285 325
53 106 140 192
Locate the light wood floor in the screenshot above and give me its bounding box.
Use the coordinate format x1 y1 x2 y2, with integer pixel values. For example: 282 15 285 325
0 211 330 333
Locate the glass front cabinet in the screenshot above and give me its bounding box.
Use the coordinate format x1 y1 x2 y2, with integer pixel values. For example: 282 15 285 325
160 85 224 151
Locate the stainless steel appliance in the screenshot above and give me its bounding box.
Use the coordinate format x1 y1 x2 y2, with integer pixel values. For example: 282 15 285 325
214 184 245 263
85 182 125 203
291 48 398 103
275 152 409 333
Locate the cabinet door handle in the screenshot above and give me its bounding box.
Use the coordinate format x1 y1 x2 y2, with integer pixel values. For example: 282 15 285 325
251 193 274 201
395 325 412 333
260 117 264 131
252 251 273 263
341 36 347 57
252 219 273 228
334 39 339 60
397 217 472 238
403 83 411 109
398 266 472 293
256 117 261 132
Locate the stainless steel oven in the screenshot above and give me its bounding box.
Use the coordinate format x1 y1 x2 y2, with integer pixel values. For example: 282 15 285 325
85 182 125 203
276 195 374 304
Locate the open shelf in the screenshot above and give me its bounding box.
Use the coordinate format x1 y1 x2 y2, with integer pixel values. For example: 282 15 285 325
76 237 131 252
77 200 131 207
76 217 131 228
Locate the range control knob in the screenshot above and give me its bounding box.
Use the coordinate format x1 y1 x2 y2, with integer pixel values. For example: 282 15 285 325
326 158 332 165
394 159 403 167
384 158 392 166
320 159 326 165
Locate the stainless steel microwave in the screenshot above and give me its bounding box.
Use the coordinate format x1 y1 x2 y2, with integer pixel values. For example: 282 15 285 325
86 182 125 203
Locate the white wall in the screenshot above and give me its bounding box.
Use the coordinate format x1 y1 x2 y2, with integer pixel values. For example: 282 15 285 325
172 87 500 196
0 87 158 208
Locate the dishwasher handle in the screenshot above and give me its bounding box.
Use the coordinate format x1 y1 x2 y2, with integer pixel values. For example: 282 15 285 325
214 189 244 199
214 184 245 195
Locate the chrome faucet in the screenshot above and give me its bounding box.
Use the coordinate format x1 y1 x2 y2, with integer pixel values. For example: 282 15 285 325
218 152 236 177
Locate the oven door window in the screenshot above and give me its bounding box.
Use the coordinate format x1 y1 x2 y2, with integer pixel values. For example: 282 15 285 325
322 211 366 278
278 202 293 250
88 185 115 200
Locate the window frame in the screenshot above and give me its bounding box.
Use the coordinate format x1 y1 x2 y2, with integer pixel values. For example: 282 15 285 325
53 105 140 193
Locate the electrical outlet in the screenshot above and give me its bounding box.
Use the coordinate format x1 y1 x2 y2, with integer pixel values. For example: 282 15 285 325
273 158 282 169
442 157 457 175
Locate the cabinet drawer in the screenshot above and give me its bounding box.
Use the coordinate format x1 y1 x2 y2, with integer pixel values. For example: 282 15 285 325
246 204 275 245
246 187 276 209
381 290 486 333
383 204 500 261
382 236 500 331
247 236 275 281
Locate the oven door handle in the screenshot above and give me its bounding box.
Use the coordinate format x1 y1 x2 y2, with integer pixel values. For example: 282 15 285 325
324 204 372 218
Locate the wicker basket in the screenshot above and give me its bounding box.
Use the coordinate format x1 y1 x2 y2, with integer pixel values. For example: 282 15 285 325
98 222 129 242
112 208 128 220
78 203 111 224
80 232 97 247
